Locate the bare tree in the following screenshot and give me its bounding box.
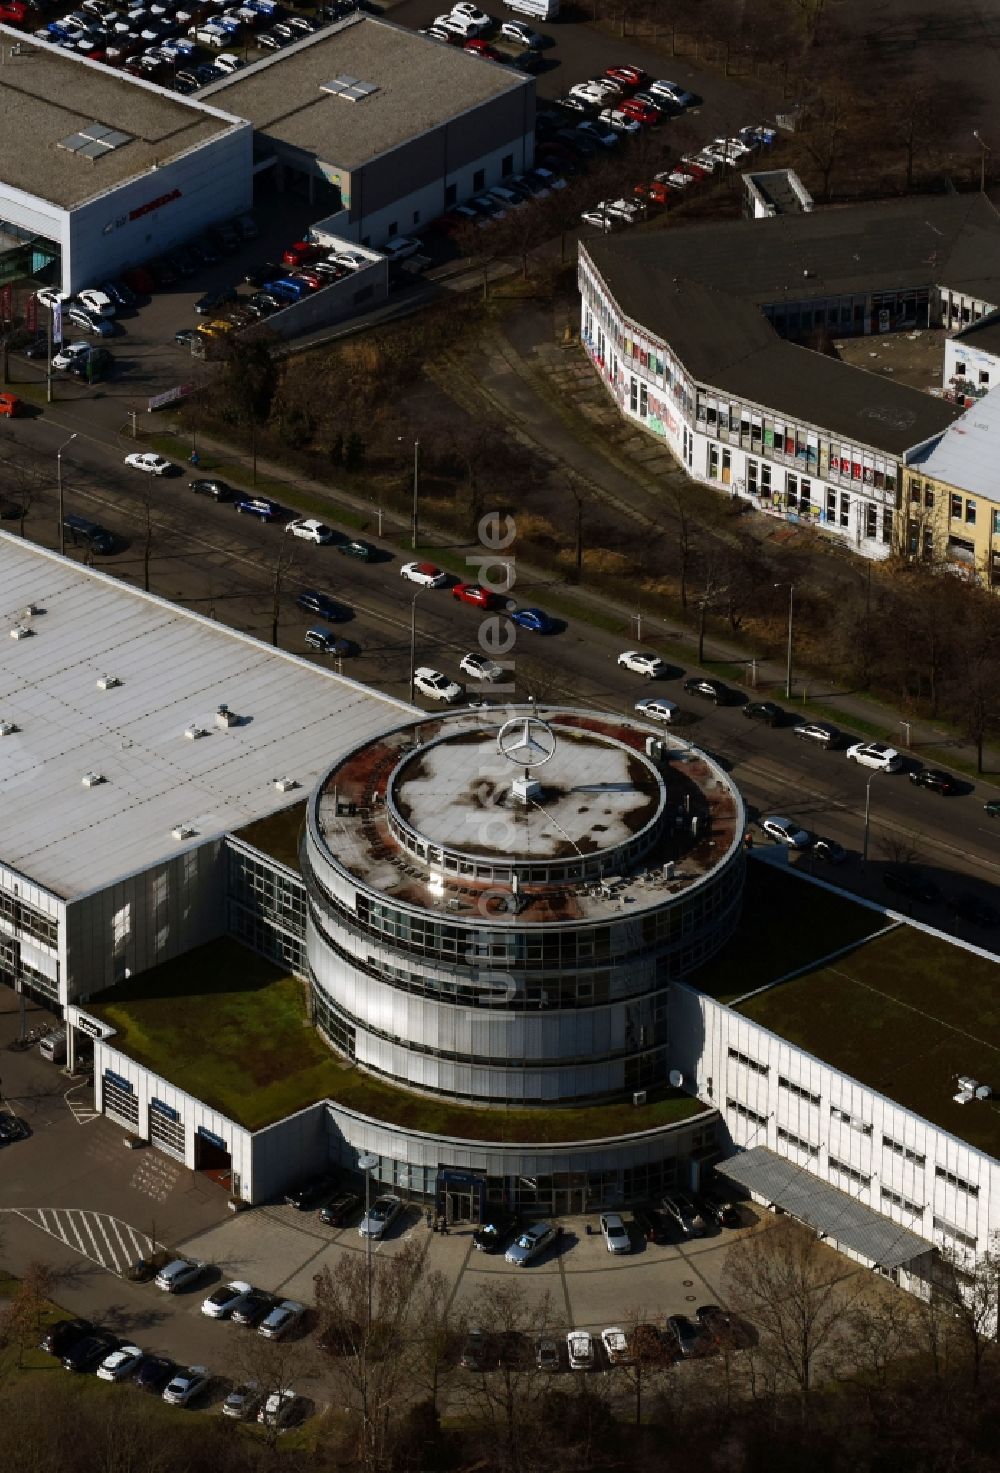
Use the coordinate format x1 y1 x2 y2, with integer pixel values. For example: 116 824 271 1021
1 1261 56 1368
932 1235 1000 1389
461 1279 555 1473
270 534 297 648
228 1327 316 1454
723 1219 865 1405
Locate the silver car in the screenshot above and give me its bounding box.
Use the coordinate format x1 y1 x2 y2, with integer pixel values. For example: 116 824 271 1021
358 1194 403 1240
504 1221 559 1266
155 1258 207 1293
258 1299 305 1340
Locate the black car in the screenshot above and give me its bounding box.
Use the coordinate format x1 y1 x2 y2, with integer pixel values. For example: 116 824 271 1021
792 721 841 748
283 1172 339 1210
460 1328 492 1371
695 1304 756 1349
697 1191 740 1230
102 279 136 309
883 867 941 905
683 676 730 704
189 478 234 501
194 287 237 315
62 1330 119 1372
319 1190 362 1227
230 1289 277 1328
0 1114 27 1144
175 327 196 346
296 589 349 622
666 1314 706 1358
811 836 847 865
134 1354 175 1393
244 262 281 288
148 258 178 288
70 347 112 381
946 892 999 927
908 768 958 796
40 1318 93 1357
632 1205 669 1244
742 701 782 726
985 798 1000 818
473 1208 518 1253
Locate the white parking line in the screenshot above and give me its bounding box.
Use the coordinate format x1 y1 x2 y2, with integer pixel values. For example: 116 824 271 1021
5 1207 158 1278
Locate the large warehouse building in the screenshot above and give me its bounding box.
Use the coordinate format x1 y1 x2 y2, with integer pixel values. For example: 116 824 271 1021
0 13 533 293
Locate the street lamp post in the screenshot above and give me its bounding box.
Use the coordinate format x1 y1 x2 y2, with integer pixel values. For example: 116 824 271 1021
408 589 425 703
411 438 420 551
358 1152 378 1332
862 770 881 863
774 581 794 700
56 432 77 555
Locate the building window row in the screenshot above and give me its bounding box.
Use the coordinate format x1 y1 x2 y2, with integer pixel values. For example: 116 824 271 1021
828 1156 871 1189
932 1215 977 1251
0 889 58 949
727 1097 768 1126
950 493 977 526
881 1186 924 1218
935 1166 979 1198
777 1126 818 1156
882 1135 925 1168
728 1047 769 1076
830 1105 872 1136
778 1075 820 1105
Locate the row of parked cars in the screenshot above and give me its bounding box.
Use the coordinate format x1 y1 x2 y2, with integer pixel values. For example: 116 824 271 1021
37 1312 299 1423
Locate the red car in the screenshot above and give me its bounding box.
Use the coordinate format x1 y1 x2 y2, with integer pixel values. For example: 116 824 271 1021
452 582 498 609
463 38 501 59
0 2 29 25
620 98 661 125
604 64 646 89
634 181 671 207
281 240 319 268
292 270 323 290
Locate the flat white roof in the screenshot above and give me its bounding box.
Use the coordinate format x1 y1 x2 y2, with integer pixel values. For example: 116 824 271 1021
0 535 410 900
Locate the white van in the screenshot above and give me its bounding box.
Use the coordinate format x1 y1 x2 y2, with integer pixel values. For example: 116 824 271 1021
634 695 679 724
39 1028 67 1064
504 0 558 18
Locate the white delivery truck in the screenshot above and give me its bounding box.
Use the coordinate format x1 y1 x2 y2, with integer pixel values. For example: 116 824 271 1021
504 0 558 17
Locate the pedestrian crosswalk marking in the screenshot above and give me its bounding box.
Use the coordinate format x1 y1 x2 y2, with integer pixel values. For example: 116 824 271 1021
6 1207 159 1278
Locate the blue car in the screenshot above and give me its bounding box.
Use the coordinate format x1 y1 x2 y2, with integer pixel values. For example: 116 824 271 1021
235 497 283 521
296 589 349 622
509 607 555 634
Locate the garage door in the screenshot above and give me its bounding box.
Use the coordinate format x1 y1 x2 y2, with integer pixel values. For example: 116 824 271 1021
102 1068 138 1129
149 1098 185 1160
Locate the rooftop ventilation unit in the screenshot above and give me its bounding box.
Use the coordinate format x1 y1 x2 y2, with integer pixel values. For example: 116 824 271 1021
9 624 32 640
0 721 17 737
216 704 239 729
184 725 208 741
171 823 196 841
632 1090 647 1107
976 1084 993 1100
273 777 299 793
663 860 676 880
957 1075 979 1093
22 604 39 618
96 674 121 691
953 1089 974 1105
321 74 379 101
81 771 106 787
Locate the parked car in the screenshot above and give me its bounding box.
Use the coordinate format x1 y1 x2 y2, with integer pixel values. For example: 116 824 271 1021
505 1221 559 1265
304 627 352 656
509 606 555 634
163 1365 210 1407
473 1208 518 1252
618 650 669 678
535 1336 561 1371
62 1330 119 1372
231 1289 278 1328
201 1281 253 1319
661 1192 705 1237
600 1326 631 1365
258 1299 305 1340
846 741 902 772
567 1329 595 1371
189 478 233 500
452 581 499 608
648 78 695 106
696 1304 755 1349
793 721 841 748
697 1188 741 1230
946 891 999 927
40 1319 93 1357
908 767 958 795
984 798 1000 817
632 1205 669 1243
599 1212 631 1254
337 538 376 561
125 451 175 476
96 1344 144 1382
683 676 730 704
811 836 847 864
742 701 782 726
134 1355 175 1393
400 560 448 588
460 1327 490 1371
413 667 463 703
296 589 349 622
634 695 679 724
284 1173 339 1210
759 814 811 848
460 652 504 682
222 1379 260 1420
258 1390 299 1429
155 1258 208 1293
500 18 541 44
319 1190 362 1227
358 1194 403 1240
235 496 283 521
666 1313 706 1358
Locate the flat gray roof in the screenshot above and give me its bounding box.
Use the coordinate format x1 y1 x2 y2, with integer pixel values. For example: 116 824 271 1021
0 536 411 899
0 31 242 209
908 384 1000 496
717 1146 932 1271
201 13 529 172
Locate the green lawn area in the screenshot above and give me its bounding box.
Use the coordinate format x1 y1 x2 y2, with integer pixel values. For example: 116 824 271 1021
89 939 703 1140
234 801 306 873
690 858 888 1003
739 924 1000 1156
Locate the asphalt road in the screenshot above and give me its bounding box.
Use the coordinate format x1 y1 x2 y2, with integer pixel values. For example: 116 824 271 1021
3 402 1000 949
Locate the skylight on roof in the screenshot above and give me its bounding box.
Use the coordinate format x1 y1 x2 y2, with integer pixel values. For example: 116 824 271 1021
320 75 379 102
57 121 133 160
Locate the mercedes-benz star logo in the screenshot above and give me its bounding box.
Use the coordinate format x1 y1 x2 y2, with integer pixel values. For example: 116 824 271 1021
497 716 557 770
